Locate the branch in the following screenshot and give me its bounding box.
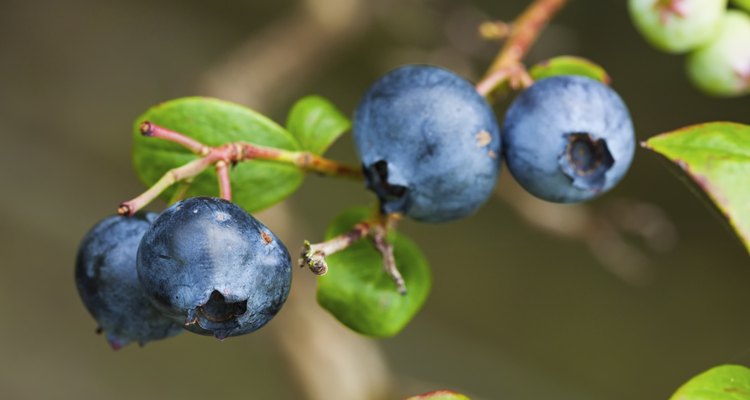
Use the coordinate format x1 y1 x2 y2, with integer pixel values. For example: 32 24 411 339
119 122 362 215
299 213 406 293
118 156 217 216
371 224 406 295
475 0 567 95
485 0 567 74
140 121 209 155
240 144 363 179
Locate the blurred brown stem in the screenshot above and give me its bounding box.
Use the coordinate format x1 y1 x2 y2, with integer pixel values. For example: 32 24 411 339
475 0 567 95
485 0 566 75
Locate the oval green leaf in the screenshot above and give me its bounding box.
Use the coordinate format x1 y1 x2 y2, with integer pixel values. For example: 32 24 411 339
643 122 750 253
405 390 471 400
317 207 431 337
285 95 350 155
133 97 304 212
670 365 750 400
529 56 611 84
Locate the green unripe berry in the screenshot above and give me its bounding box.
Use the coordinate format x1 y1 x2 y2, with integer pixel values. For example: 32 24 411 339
628 0 727 53
686 10 750 97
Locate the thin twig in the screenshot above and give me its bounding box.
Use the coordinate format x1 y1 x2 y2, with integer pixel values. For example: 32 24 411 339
140 121 209 155
119 156 218 216
215 161 232 201
475 0 567 95
485 0 567 75
241 144 363 179
119 122 362 215
371 225 406 295
300 222 371 275
299 213 406 292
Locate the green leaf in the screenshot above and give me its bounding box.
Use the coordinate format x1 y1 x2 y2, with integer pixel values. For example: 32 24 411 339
405 390 471 400
285 95 350 155
643 122 750 253
133 97 304 212
529 56 611 84
670 365 750 400
732 0 750 12
316 207 431 337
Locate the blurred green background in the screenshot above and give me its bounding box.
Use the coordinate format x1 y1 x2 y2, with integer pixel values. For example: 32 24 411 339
1 0 748 399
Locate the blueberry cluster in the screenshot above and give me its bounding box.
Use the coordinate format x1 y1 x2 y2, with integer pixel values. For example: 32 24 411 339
353 65 634 218
77 64 636 348
76 197 291 348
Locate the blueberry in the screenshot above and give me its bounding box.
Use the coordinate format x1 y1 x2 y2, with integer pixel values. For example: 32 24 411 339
353 64 501 223
75 213 182 349
137 197 292 339
628 0 727 54
502 75 635 203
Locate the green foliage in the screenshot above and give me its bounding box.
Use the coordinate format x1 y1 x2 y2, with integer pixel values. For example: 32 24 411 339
732 0 750 12
285 95 350 155
317 207 431 337
132 97 303 212
405 390 471 400
644 122 750 253
529 56 611 84
670 365 750 400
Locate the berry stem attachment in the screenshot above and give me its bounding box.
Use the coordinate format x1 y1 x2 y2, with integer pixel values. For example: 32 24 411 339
475 0 567 95
215 161 232 201
168 180 193 205
476 64 533 96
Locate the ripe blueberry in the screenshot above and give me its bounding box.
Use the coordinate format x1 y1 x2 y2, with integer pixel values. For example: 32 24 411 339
502 75 635 203
136 197 292 339
353 64 501 223
686 10 750 97
75 213 182 349
628 0 727 54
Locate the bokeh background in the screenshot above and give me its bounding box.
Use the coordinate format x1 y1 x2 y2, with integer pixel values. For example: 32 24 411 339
1 0 748 399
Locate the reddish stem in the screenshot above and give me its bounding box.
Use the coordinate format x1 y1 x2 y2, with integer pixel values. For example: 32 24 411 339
140 121 209 155
487 0 566 73
216 161 232 201
120 123 362 215
476 0 567 95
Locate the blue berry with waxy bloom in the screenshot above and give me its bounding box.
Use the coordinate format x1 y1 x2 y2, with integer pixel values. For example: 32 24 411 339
502 75 635 203
75 213 182 349
137 197 292 339
353 64 501 223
